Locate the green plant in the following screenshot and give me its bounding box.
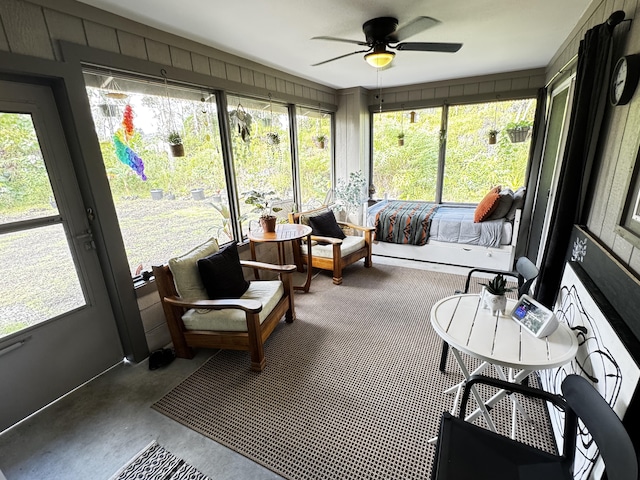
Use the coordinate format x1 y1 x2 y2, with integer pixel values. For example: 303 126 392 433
334 171 367 215
242 189 282 219
488 129 499 136
397 132 405 139
314 134 327 143
480 274 515 296
167 131 182 145
505 120 532 131
265 132 280 145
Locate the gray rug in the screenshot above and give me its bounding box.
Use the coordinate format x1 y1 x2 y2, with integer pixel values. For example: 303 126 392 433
152 263 555 480
109 441 210 480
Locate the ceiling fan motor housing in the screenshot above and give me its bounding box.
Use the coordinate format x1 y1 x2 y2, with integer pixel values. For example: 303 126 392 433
363 17 399 44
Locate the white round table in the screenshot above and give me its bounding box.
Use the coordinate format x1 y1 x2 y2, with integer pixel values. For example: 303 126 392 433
431 294 578 438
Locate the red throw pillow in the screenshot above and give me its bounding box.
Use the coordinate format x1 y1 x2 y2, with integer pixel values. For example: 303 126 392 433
474 187 501 223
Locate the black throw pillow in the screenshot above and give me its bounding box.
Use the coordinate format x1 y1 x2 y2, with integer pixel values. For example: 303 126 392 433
197 243 250 299
308 210 346 240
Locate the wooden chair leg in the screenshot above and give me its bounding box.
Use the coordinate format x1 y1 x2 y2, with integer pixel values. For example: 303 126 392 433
439 341 449 372
332 243 343 285
246 312 265 371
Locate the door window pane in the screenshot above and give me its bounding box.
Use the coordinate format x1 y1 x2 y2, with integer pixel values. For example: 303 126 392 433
372 107 442 201
297 108 331 210
0 113 59 222
443 99 535 203
228 95 294 232
84 72 231 275
0 224 85 337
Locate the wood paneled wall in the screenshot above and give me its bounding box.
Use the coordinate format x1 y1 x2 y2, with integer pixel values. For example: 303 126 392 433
546 0 640 277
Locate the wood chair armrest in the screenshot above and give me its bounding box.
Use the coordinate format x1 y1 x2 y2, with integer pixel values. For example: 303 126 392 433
337 221 375 232
164 295 262 313
240 260 296 273
310 235 343 245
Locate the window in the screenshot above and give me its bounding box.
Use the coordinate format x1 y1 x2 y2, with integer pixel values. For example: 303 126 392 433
227 95 294 233
84 71 230 276
444 99 535 203
296 107 332 209
373 107 442 201
372 98 536 204
0 112 85 337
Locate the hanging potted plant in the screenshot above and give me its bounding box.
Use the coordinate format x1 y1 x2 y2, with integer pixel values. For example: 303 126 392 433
243 189 283 233
505 121 532 143
265 131 280 146
314 134 327 149
397 132 405 146
488 129 498 145
167 131 185 157
479 274 514 315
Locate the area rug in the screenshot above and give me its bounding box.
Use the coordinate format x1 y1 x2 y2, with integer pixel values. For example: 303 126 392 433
109 441 210 480
152 263 555 480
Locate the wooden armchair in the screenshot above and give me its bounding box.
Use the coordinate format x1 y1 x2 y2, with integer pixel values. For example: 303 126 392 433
288 206 374 285
152 256 295 372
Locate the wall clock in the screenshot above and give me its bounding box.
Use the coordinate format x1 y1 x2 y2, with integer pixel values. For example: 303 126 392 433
610 54 640 106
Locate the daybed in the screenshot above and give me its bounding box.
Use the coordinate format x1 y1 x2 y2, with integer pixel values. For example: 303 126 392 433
368 187 524 271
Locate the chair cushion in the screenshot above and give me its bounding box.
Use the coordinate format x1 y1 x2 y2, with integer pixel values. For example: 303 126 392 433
310 235 365 259
197 243 249 299
181 280 284 331
168 238 219 301
308 209 346 240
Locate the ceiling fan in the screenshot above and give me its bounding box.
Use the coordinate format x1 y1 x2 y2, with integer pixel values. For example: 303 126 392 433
311 16 462 68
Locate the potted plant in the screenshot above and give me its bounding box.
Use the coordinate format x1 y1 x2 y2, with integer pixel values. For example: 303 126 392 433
265 132 280 145
479 274 514 315
243 189 282 232
397 132 405 146
314 134 327 149
488 129 498 145
505 120 532 143
167 131 185 157
334 171 367 223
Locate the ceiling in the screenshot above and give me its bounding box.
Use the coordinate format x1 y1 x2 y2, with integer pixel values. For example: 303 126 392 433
77 0 592 90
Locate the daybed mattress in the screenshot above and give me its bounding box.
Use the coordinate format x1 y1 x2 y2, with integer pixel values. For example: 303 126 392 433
367 202 512 247
429 206 512 246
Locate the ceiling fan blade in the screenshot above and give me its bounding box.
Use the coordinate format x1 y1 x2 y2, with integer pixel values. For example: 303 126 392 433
390 16 440 42
396 42 463 53
311 36 368 46
311 49 371 67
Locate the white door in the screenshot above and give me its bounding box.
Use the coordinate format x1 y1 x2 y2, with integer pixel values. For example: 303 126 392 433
0 80 122 431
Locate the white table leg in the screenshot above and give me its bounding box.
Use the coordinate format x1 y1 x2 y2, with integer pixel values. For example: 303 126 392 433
451 348 498 433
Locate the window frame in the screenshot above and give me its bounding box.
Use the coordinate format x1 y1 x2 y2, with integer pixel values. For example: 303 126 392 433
370 94 537 205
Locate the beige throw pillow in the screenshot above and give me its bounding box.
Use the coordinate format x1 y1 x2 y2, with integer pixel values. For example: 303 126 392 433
168 237 220 300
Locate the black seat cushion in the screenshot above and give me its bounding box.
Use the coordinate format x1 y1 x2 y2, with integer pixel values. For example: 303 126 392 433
308 209 346 239
432 413 568 480
197 242 249 299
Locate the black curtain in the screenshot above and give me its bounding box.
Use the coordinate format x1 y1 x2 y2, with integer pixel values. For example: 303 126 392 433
536 11 624 308
517 87 547 261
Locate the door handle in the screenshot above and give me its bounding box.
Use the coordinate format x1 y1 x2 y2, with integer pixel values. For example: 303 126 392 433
75 229 96 250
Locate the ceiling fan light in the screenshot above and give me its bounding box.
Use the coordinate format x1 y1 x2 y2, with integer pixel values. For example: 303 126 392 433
365 51 395 68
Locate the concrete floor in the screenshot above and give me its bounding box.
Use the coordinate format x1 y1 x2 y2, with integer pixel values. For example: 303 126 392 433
0 257 471 480
0 349 284 480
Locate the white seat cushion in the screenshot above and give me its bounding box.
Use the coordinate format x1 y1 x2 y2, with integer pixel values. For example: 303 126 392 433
309 235 365 259
181 280 284 332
